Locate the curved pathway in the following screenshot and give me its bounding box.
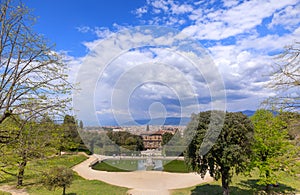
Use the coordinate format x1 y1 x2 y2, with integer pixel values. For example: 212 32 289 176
72 155 213 195
0 185 29 195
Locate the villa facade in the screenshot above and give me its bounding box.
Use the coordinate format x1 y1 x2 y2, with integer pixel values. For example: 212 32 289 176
141 131 164 149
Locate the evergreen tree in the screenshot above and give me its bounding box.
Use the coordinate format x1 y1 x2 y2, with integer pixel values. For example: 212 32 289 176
185 111 254 195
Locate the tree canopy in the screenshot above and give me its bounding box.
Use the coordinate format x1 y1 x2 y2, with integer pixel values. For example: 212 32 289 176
250 109 298 192
106 131 144 152
41 166 73 195
185 111 254 195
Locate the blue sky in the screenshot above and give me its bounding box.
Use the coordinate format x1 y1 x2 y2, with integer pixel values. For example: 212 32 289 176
24 0 300 126
25 0 145 56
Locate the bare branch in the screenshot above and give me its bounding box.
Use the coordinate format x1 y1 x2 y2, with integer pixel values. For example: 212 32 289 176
265 42 300 111
0 0 73 126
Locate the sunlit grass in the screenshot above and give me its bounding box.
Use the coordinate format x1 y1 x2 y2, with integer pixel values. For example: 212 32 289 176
171 168 300 195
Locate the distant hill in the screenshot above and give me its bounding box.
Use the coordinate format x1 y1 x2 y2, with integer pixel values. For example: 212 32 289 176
121 110 258 126
96 110 258 126
240 110 256 117
122 117 191 126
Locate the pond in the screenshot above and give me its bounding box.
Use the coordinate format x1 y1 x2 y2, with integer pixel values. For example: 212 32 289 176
92 158 190 172
92 158 169 172
137 158 163 171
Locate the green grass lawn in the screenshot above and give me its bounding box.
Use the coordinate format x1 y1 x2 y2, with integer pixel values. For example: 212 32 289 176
171 168 300 195
27 174 128 195
92 160 133 172
0 190 11 195
0 154 129 195
0 154 88 186
163 160 190 173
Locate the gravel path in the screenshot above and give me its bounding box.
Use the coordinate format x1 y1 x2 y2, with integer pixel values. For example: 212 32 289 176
0 185 29 195
73 155 213 195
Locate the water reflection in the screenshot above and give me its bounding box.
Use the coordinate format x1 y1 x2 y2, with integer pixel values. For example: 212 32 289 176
137 159 163 171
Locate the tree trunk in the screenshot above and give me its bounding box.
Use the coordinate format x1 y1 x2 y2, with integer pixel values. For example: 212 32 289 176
221 171 230 195
62 186 66 195
265 170 271 194
17 160 27 186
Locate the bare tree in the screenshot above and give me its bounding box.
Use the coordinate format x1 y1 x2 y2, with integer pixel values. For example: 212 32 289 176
266 41 300 110
0 0 72 130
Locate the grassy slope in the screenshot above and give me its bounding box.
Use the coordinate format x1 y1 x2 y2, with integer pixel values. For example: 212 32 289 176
0 154 128 195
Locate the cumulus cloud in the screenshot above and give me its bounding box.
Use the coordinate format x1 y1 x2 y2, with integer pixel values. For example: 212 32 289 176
71 0 299 125
72 26 225 125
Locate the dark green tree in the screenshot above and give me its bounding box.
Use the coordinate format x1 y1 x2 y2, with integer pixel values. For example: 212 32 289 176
79 130 100 154
107 131 144 152
185 111 254 195
79 120 84 129
163 130 185 156
42 166 73 195
62 115 81 152
162 132 173 145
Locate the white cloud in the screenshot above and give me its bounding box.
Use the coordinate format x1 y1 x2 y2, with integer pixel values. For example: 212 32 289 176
76 26 91 33
135 7 148 18
222 0 239 8
150 0 169 12
170 3 193 14
71 0 300 125
73 27 226 124
269 4 300 30
137 0 298 40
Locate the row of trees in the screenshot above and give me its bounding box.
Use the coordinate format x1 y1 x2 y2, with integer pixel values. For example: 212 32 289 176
185 110 299 195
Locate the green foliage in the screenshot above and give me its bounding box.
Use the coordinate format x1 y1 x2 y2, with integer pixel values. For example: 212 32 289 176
0 116 58 186
163 131 185 156
185 111 254 195
106 131 144 152
0 114 89 186
162 132 173 145
278 111 300 146
53 115 89 154
79 120 84 129
41 166 73 195
250 109 298 190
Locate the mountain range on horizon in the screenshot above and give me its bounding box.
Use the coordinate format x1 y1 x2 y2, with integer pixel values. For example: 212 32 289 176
98 110 256 126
